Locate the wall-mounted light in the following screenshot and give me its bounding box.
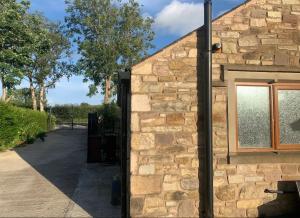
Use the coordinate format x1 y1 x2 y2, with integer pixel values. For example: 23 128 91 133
212 43 222 53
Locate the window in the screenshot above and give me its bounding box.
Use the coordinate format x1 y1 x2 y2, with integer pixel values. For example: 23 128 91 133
236 83 300 152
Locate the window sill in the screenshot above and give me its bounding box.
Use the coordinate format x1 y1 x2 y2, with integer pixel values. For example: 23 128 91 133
229 151 300 164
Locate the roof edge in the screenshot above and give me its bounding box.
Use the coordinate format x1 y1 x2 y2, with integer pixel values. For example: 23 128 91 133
133 0 252 68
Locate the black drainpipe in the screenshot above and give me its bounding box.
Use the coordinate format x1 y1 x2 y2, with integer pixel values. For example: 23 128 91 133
204 0 214 217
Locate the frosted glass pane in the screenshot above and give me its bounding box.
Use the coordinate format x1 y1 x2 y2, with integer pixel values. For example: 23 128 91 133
278 90 300 145
237 86 271 148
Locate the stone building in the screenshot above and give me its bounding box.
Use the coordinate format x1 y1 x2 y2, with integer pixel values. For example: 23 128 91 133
128 0 300 217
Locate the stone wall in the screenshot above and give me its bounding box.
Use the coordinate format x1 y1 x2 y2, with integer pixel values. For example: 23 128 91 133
130 0 300 217
131 33 200 217
211 0 300 217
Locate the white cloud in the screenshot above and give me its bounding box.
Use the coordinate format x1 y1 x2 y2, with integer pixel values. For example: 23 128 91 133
138 0 172 13
154 0 204 36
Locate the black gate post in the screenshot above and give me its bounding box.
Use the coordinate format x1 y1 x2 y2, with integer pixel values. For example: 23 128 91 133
118 70 130 218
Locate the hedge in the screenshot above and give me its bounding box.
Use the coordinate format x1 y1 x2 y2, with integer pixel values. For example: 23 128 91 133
49 103 120 127
0 102 55 151
50 104 102 124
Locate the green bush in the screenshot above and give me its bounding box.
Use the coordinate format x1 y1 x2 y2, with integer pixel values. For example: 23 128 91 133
0 102 53 151
50 104 102 124
97 103 120 130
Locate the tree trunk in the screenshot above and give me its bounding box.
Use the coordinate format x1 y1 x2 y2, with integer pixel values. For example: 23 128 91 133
39 84 45 112
104 76 111 104
29 76 37 110
1 77 7 102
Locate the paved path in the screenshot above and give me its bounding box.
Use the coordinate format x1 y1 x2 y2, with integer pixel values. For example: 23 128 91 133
0 128 121 217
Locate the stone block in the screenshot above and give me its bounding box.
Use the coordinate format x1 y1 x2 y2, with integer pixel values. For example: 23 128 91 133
267 0 281 4
245 176 264 182
164 174 180 182
279 45 298 50
189 48 197 58
141 117 165 127
181 178 199 190
155 134 174 147
215 185 236 201
250 18 267 27
131 176 162 195
131 75 142 93
159 76 175 82
131 113 140 132
168 60 186 70
275 52 289 65
152 94 177 101
163 182 179 191
178 200 197 217
131 197 144 215
143 75 157 82
293 5 300 11
144 207 167 216
133 62 152 75
166 113 185 125
153 65 170 76
221 31 240 38
131 133 155 150
251 9 266 18
166 201 177 207
218 207 246 218
131 95 151 112
144 197 164 208
239 35 259 47
139 164 155 175
237 165 257 174
131 151 138 175
281 164 298 174
237 199 263 209
262 60 274 65
172 49 187 58
231 23 249 31
282 175 300 180
214 170 226 177
165 191 188 201
214 177 228 187
268 11 282 18
247 208 259 217
152 102 189 112
228 175 244 184
239 184 266 199
222 42 237 53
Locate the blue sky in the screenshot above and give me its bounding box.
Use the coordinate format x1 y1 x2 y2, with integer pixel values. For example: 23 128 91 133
8 0 245 105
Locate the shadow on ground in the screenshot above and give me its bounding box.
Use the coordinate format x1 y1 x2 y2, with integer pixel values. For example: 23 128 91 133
0 127 120 217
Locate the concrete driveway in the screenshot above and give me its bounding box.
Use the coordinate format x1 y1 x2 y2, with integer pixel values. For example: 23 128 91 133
0 128 120 217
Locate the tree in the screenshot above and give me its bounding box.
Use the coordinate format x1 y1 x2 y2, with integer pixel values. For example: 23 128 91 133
24 13 52 110
22 13 71 112
65 0 154 104
33 22 71 112
9 88 32 108
0 0 31 102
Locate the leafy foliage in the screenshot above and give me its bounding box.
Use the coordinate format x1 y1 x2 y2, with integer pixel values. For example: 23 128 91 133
64 0 154 100
0 0 32 91
0 102 54 151
9 88 33 108
49 103 120 127
50 103 103 124
24 13 72 110
97 103 120 132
